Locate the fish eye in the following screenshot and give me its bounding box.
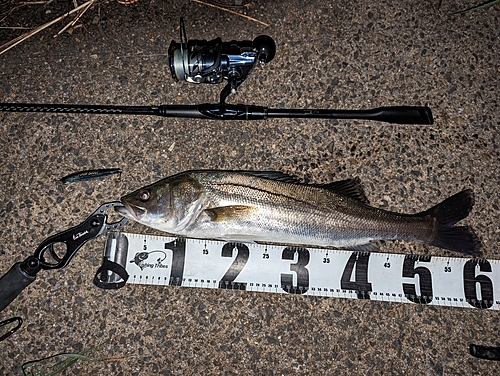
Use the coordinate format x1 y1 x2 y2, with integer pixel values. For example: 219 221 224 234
139 190 151 201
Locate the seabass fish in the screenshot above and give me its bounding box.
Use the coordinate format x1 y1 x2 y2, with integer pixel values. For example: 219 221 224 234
116 170 481 255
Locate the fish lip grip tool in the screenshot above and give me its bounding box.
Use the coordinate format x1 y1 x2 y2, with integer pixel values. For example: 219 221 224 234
0 202 128 314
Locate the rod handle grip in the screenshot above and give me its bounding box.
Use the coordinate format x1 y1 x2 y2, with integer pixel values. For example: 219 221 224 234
0 262 37 313
374 106 434 124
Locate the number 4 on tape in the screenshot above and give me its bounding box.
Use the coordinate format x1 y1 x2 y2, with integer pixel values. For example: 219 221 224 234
103 232 500 310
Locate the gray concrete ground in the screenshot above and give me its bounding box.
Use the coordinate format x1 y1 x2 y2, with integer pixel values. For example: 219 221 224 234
0 0 499 374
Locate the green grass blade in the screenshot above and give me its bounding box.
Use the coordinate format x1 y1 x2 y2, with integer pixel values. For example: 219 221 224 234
22 339 115 376
451 0 500 14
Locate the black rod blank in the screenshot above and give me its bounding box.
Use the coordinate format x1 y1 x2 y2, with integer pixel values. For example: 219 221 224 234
0 102 433 124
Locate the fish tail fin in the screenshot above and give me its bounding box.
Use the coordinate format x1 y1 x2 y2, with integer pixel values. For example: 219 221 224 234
421 189 481 256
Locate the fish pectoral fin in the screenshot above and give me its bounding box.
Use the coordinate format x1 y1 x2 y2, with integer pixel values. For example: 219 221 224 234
204 205 255 222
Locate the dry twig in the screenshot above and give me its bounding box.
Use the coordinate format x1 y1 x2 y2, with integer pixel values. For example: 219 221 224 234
0 0 97 56
56 0 96 36
0 1 48 24
192 0 269 27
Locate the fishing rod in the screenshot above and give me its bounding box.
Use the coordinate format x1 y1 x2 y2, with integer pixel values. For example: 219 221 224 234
0 20 433 125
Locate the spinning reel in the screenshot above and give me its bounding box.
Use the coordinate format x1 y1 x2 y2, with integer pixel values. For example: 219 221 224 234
168 19 276 107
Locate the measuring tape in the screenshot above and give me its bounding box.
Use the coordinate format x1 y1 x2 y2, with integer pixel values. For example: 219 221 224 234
98 232 500 311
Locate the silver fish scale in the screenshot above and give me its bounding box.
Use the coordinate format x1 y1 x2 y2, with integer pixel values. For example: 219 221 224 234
191 171 432 248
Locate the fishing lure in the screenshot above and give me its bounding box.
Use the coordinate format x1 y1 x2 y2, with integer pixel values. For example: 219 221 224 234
60 168 122 183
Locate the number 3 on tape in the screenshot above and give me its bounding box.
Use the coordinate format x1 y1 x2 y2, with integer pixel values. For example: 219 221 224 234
103 232 500 310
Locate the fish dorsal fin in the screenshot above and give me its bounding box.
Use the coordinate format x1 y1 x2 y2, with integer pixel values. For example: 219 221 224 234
313 177 369 204
204 205 255 222
241 171 369 203
239 171 303 184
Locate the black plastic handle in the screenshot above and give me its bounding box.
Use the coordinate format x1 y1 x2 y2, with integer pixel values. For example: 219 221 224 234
470 344 500 360
266 106 434 124
368 106 434 125
0 262 37 313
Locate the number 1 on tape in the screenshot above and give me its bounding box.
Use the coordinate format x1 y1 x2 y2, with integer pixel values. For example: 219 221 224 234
102 232 500 310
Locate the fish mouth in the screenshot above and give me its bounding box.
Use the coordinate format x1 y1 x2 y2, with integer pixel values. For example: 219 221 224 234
115 200 146 221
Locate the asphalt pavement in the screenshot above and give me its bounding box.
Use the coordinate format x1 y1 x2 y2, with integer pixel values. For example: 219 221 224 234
0 0 499 374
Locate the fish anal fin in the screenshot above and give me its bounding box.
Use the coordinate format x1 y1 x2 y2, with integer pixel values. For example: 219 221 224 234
345 242 379 253
204 205 255 222
314 177 369 204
